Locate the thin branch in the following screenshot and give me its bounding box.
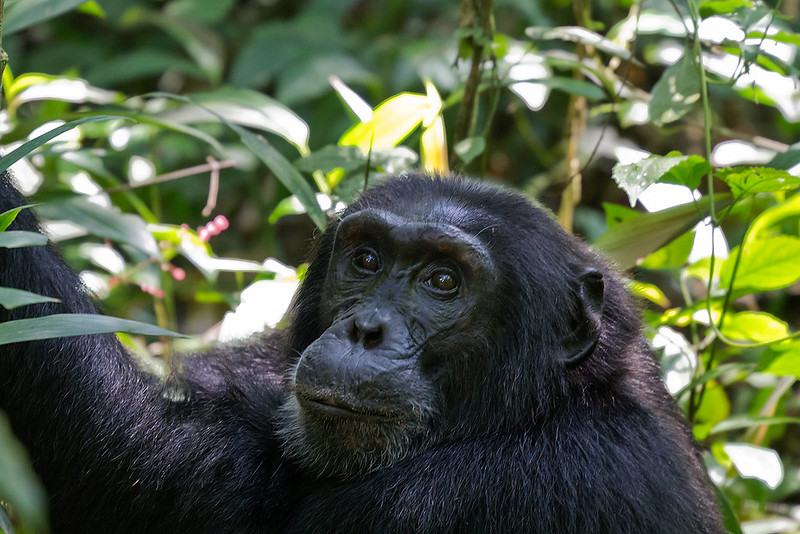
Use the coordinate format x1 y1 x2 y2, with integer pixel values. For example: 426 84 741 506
104 159 236 194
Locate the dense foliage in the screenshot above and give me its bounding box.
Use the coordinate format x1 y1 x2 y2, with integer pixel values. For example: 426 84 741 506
1 0 799 532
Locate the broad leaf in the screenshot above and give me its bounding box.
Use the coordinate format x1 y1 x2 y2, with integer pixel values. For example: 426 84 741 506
340 92 435 150
594 194 731 269
649 52 702 126
721 236 800 292
611 153 709 207
723 443 783 489
717 167 800 199
0 314 185 346
760 342 800 377
720 311 790 343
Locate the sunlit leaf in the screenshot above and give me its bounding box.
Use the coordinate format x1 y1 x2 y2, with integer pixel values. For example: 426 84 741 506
745 192 800 246
154 92 325 228
526 26 638 63
721 311 790 343
721 236 800 292
0 288 59 310
699 0 755 18
695 381 731 426
649 52 702 126
0 205 34 232
611 153 708 207
339 93 433 150
0 314 185 346
723 443 783 489
760 342 800 377
717 167 800 199
421 115 449 174
631 281 670 307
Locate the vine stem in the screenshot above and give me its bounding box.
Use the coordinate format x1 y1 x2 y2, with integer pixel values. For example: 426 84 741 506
558 0 592 232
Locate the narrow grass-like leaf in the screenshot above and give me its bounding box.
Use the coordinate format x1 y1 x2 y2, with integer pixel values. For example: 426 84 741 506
0 115 131 174
0 314 185 346
0 231 48 248
0 205 37 232
0 288 60 310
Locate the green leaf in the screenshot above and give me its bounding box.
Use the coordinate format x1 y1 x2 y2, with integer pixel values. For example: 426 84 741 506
162 88 311 153
0 314 185 346
5 0 87 34
294 145 366 175
639 230 694 270
594 194 731 269
611 153 709 206
525 26 639 64
0 411 48 533
0 115 132 175
0 231 48 248
720 311 790 343
717 167 800 199
339 92 436 150
153 92 325 229
0 205 36 232
760 342 800 377
0 288 60 310
710 415 800 435
36 198 161 259
649 52 702 126
721 236 800 292
454 137 486 165
631 281 670 307
767 142 800 170
232 126 326 230
602 202 638 229
699 0 754 18
723 443 783 489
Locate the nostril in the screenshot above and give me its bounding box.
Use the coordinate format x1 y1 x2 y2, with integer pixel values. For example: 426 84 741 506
363 327 383 349
347 322 360 344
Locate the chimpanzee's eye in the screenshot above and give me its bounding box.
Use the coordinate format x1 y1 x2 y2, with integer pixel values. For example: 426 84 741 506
353 248 381 273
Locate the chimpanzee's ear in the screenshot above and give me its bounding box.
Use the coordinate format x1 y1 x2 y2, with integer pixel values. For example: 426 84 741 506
560 267 604 365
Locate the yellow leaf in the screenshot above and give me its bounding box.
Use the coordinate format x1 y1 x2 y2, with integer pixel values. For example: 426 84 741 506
421 115 449 174
339 93 430 150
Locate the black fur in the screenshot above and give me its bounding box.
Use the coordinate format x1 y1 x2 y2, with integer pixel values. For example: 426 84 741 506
0 171 723 533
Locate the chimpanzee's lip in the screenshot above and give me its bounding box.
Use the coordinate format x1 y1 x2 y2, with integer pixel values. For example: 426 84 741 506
295 392 400 421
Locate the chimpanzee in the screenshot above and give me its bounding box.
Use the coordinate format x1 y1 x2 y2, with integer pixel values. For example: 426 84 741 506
0 170 724 533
